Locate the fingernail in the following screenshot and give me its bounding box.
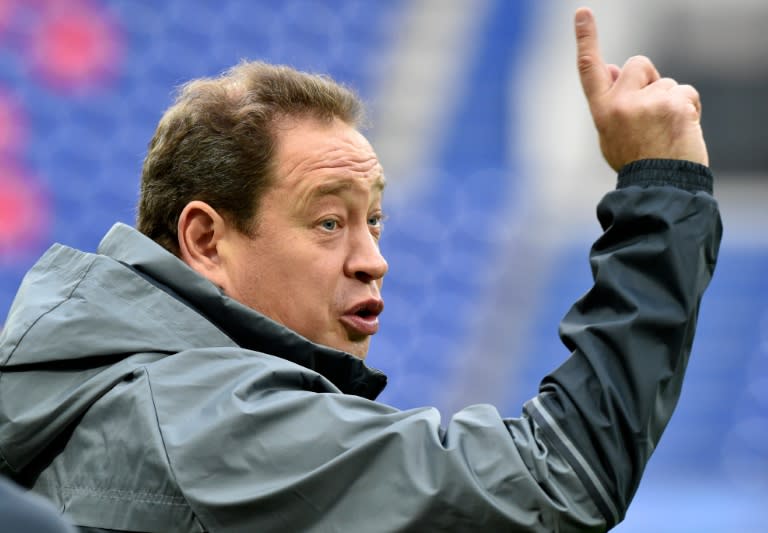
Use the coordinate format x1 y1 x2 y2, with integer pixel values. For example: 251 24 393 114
575 10 589 25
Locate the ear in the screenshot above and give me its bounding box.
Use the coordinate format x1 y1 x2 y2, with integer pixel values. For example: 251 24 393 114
177 200 230 287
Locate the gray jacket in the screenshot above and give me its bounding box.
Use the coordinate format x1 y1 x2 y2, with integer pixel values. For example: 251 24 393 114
0 160 721 532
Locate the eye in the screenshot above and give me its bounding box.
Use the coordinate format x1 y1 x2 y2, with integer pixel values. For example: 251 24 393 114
320 219 338 231
368 213 385 227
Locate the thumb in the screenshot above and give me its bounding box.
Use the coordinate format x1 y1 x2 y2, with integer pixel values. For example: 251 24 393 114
575 8 612 102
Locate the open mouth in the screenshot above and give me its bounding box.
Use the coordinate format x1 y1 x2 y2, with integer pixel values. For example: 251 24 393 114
346 298 384 318
340 299 384 337
355 308 375 318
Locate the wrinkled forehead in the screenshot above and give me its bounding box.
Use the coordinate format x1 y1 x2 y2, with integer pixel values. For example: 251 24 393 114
272 116 385 193
293 163 387 215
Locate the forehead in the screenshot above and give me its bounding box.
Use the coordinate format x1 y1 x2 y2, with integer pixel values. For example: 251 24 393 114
272 116 385 194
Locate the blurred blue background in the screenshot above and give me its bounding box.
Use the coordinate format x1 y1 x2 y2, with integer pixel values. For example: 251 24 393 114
0 0 765 530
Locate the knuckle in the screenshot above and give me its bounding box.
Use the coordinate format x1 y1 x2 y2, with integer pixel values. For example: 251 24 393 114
577 54 596 74
658 77 678 87
677 84 700 100
624 55 658 77
670 85 702 114
575 26 592 42
625 55 649 67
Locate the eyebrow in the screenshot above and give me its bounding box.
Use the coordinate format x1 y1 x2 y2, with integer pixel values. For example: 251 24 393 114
311 175 386 198
295 174 386 215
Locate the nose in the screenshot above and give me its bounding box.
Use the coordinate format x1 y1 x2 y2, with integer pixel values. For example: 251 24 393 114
345 228 388 283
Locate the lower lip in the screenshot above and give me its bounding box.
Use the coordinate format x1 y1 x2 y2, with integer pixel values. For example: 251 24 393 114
339 315 379 336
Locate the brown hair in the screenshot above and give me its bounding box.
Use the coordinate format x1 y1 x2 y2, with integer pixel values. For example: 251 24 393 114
136 61 365 256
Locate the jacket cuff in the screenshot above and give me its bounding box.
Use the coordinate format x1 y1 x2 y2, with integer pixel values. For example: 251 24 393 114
617 159 713 195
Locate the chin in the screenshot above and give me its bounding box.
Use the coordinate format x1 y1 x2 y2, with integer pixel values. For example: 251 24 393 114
344 339 370 360
316 335 369 359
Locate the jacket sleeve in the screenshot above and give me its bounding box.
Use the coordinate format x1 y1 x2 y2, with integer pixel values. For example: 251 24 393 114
523 159 722 529
148 159 721 532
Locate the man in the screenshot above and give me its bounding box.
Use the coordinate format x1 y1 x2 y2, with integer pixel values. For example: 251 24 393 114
0 8 721 532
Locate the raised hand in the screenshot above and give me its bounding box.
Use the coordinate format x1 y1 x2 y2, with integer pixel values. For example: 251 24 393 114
575 7 708 170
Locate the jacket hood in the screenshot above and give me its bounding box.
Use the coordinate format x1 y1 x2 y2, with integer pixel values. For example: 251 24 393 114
0 223 386 480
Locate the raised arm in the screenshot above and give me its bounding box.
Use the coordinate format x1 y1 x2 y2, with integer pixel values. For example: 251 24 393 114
515 8 721 529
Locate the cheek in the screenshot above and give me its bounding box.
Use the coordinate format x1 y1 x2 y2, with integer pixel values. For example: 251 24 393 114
245 244 345 324
305 267 343 307
283 276 340 340
301 265 349 322
278 259 339 307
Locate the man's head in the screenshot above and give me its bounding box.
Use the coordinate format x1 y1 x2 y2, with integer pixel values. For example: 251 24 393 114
137 61 387 358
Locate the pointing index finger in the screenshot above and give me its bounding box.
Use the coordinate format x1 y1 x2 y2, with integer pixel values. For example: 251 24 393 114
575 7 611 102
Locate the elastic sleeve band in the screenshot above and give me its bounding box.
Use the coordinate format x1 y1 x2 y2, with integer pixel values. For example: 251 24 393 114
617 159 713 195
